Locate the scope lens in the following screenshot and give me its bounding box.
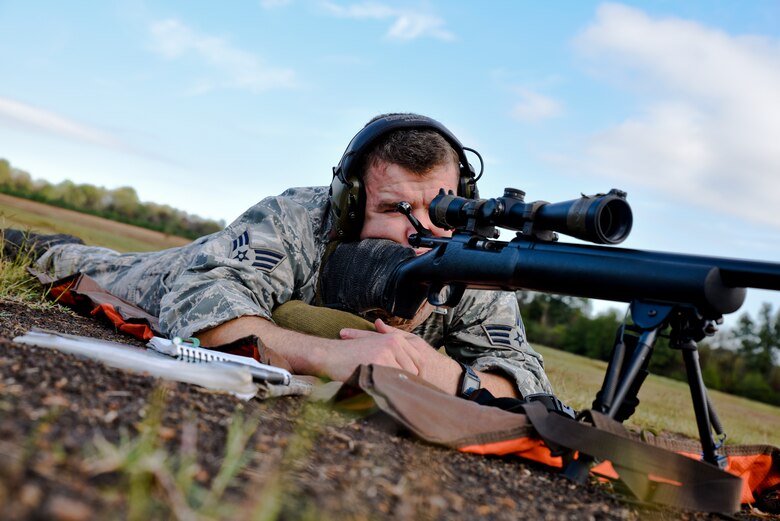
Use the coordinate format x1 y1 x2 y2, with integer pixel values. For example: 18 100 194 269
596 199 632 244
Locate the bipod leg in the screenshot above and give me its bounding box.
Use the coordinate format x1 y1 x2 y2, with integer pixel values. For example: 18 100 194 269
707 394 725 438
565 325 660 483
592 324 627 413
605 328 658 420
680 340 727 468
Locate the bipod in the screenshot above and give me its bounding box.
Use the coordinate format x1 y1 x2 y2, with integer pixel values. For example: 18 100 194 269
563 300 727 483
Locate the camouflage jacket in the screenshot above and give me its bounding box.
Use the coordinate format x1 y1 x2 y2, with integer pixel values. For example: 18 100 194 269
38 186 552 395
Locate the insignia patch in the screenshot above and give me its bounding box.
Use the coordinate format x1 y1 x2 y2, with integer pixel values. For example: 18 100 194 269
230 230 286 273
232 230 250 251
482 324 523 347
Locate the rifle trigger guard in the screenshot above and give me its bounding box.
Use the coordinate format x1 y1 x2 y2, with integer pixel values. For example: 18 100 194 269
427 283 466 308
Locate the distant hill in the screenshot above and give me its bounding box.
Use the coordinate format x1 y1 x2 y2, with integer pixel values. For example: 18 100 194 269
0 192 190 252
0 158 225 240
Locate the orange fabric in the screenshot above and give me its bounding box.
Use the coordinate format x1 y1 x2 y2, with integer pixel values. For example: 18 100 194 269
228 341 261 361
459 437 564 468
91 303 154 341
592 461 618 479
49 281 79 306
48 279 156 341
725 454 777 505
675 451 779 504
726 454 780 503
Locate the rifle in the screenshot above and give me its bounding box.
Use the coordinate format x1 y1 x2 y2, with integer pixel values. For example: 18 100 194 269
385 187 780 471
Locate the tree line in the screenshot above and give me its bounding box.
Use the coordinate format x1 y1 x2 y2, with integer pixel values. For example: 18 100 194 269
0 158 225 240
517 292 780 406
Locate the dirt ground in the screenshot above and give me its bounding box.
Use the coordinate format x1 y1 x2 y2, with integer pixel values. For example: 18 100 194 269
0 298 775 520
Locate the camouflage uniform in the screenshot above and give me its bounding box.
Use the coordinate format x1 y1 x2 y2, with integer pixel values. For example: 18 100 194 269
36 186 553 395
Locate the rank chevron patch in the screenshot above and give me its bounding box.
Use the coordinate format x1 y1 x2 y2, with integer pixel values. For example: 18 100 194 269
232 230 249 251
230 230 286 274
482 324 523 347
251 248 285 272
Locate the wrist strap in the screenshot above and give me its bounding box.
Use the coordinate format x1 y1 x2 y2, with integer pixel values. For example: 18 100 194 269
458 362 481 398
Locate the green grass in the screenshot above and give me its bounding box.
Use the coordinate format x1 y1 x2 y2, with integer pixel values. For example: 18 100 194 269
0 253 39 301
537 344 780 445
0 241 57 309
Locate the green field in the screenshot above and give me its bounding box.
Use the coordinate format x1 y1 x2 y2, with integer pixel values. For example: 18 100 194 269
0 193 189 252
538 344 780 445
2 193 778 446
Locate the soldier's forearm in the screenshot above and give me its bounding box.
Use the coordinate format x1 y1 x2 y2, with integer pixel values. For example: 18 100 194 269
197 315 521 397
195 315 334 376
478 371 520 398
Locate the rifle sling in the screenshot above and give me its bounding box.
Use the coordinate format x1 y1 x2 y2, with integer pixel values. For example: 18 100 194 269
521 401 742 513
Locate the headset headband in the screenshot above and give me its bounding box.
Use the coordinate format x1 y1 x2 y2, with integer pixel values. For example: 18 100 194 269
333 113 472 184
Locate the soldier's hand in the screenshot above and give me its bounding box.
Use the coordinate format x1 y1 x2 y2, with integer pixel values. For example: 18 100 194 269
335 319 461 394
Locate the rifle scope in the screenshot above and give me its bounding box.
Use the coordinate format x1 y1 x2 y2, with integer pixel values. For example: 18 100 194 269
429 188 633 245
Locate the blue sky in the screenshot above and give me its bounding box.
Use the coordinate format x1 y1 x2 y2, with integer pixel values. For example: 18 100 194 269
1 0 779 325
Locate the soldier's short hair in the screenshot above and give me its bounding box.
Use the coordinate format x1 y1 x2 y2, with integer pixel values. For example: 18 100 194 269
361 114 460 177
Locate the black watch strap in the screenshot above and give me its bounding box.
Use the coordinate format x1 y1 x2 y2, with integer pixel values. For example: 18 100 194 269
458 362 481 398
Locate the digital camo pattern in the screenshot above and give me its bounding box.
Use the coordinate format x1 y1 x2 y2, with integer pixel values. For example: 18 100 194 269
36 241 203 317
36 185 552 395
413 290 554 397
157 186 333 338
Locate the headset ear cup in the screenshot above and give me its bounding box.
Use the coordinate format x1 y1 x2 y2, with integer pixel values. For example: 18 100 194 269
329 171 363 239
459 163 478 199
345 173 363 237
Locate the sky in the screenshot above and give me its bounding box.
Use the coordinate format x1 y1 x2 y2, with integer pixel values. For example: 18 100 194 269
1 0 779 326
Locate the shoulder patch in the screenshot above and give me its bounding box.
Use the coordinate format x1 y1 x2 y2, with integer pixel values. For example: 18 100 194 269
230 230 286 273
481 324 524 347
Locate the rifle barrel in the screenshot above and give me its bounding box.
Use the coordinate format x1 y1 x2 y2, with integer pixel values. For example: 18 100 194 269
525 241 780 292
390 237 780 319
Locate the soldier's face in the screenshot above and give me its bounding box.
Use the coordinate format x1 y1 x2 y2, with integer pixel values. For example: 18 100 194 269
360 160 459 252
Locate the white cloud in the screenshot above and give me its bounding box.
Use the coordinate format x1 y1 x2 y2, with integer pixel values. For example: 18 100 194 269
511 88 563 122
574 3 780 229
321 2 454 41
148 19 297 93
0 97 123 150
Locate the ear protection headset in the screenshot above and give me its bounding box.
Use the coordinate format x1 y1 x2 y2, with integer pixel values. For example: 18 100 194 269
329 113 481 239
